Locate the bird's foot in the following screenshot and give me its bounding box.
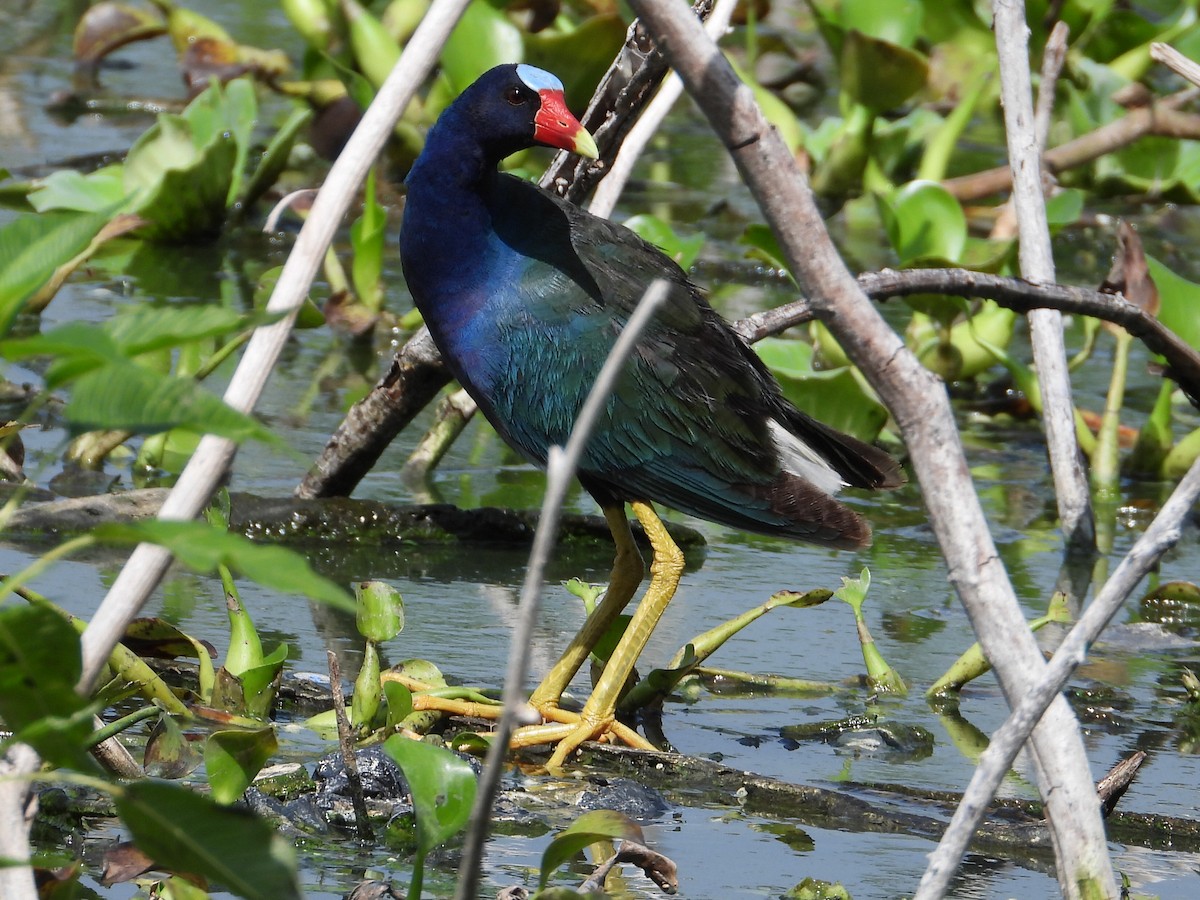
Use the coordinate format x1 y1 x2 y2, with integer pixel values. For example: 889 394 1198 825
509 704 654 767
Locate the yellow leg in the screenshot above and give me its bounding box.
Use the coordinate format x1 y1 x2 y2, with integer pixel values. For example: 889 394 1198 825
546 500 685 769
528 504 645 712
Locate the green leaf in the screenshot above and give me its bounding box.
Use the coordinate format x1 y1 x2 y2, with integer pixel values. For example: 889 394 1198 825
384 681 414 729
205 728 278 804
523 14 627 112
64 361 274 443
115 780 301 900
0 605 97 771
350 167 387 313
753 339 888 441
356 580 405 643
623 214 705 270
1146 255 1200 352
352 641 383 729
241 106 312 210
29 166 127 213
841 29 928 113
441 0 523 94
381 735 476 856
538 810 643 890
880 180 966 265
0 210 112 333
91 521 354 612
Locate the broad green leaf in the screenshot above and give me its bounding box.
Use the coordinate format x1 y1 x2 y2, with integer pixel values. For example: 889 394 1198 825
343 0 400 90
91 521 354 611
0 605 97 771
29 166 127 213
0 210 112 333
841 29 928 113
130 125 238 242
381 735 476 855
624 214 705 271
441 0 523 94
356 580 405 643
538 810 642 890
64 362 273 442
880 180 966 265
753 339 888 441
205 728 278 804
1145 255 1200 352
239 645 289 720
840 0 923 47
105 305 253 357
523 14 626 111
116 780 301 900
384 681 414 729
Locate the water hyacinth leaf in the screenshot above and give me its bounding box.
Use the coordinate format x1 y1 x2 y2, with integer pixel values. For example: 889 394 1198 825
624 214 705 271
384 680 414 729
442 0 524 92
240 106 312 210
116 780 301 900
381 735 476 855
356 580 405 643
144 712 202 780
840 29 928 113
239 645 289 721
352 641 383 729
839 0 924 48
125 118 238 242
0 210 113 333
91 521 354 611
881 180 966 265
64 363 274 443
0 605 97 771
538 809 643 891
753 338 888 441
223 576 264 678
524 13 627 112
1145 255 1200 352
205 728 279 804
30 166 127 214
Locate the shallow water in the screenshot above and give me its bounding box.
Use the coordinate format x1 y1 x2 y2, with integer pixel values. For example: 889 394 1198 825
4 4 1200 899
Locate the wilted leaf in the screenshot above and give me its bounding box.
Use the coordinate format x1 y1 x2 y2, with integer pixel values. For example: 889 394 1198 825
73 1 167 68
144 713 203 779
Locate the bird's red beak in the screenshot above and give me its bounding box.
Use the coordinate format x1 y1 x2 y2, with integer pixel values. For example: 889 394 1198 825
533 90 599 159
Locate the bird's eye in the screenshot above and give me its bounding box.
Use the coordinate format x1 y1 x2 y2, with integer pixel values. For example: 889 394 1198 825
504 86 529 106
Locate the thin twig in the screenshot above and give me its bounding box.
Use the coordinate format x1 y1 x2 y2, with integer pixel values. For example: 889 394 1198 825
994 0 1096 568
328 650 373 842
1151 42 1200 89
76 1 473 692
915 456 1200 898
454 281 669 900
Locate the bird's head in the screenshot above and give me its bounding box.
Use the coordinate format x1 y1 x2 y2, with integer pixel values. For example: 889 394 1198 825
455 64 599 163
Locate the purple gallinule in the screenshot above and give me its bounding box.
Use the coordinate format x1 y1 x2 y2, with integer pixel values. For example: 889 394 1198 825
400 64 902 767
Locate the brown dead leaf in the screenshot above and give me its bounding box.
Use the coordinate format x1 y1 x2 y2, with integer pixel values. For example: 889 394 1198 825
1100 220 1159 317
